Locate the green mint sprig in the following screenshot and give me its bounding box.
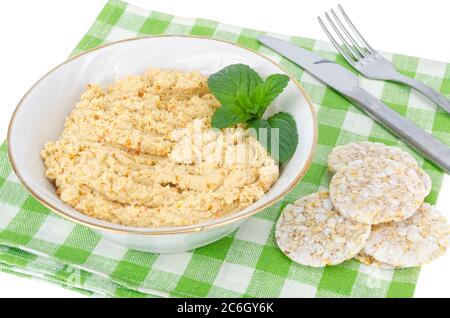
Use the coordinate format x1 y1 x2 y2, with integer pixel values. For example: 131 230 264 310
207 64 298 164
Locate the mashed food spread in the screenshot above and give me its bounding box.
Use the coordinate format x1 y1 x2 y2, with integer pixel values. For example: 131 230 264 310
41 69 279 227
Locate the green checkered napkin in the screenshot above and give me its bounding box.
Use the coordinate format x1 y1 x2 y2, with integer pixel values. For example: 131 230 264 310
1 0 449 298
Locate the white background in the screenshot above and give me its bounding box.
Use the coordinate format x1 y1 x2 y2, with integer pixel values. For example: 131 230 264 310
0 0 449 298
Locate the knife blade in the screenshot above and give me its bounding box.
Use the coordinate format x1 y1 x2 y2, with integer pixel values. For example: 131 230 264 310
258 35 450 173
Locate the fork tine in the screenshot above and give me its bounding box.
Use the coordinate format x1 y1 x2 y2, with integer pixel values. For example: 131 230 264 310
338 4 374 53
324 12 360 61
317 16 356 66
330 9 366 57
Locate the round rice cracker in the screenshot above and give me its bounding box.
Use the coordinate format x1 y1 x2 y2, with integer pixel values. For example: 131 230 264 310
354 251 394 270
327 141 431 195
362 203 450 268
330 157 427 225
275 192 371 267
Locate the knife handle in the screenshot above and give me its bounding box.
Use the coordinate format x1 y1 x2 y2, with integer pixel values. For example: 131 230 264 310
348 87 450 173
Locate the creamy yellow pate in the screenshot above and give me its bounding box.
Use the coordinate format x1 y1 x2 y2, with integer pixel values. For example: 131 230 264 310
41 69 279 227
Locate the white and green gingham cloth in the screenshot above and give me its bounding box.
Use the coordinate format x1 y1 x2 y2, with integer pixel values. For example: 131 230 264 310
1 0 449 297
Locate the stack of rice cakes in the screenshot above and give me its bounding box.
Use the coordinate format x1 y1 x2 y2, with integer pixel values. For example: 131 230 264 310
276 142 450 268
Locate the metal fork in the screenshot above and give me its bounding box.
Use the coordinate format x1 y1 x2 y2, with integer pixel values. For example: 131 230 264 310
318 4 450 113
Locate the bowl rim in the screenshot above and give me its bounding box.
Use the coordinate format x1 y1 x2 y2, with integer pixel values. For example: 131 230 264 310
7 34 317 236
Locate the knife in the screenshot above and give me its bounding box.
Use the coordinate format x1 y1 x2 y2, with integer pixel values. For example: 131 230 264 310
258 35 450 173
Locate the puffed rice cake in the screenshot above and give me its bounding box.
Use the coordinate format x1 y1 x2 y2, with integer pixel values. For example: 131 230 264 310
275 192 371 267
330 157 428 224
361 203 450 268
354 251 394 270
328 141 431 195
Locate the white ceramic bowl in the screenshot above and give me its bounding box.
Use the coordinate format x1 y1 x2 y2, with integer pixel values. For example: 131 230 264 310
8 36 317 253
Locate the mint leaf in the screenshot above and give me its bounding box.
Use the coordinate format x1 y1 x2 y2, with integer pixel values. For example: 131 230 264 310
237 91 253 110
207 64 263 106
211 104 250 129
267 112 298 164
207 64 298 164
248 112 298 164
208 64 289 117
247 118 272 135
251 74 290 117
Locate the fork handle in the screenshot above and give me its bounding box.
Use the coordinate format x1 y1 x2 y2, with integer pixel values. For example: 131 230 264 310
348 87 450 173
391 73 450 113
